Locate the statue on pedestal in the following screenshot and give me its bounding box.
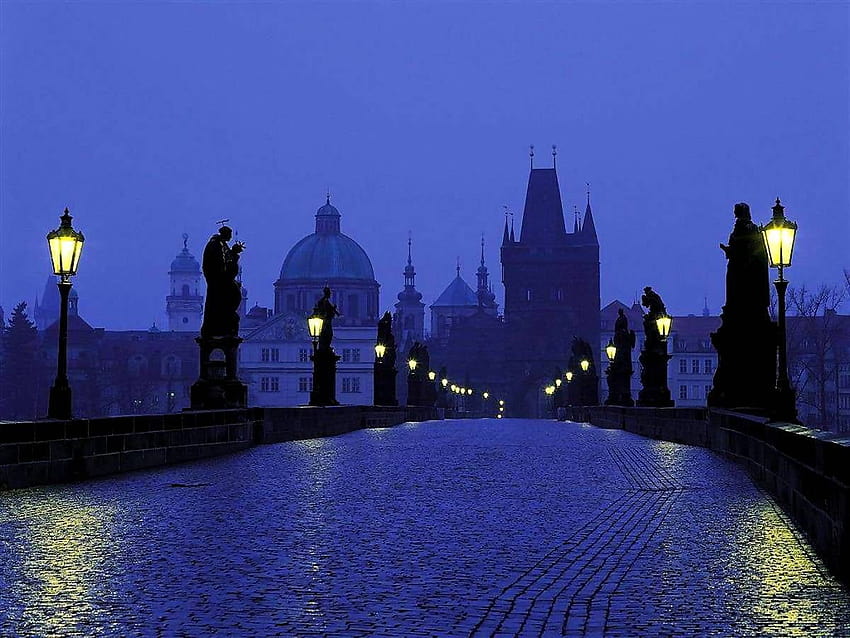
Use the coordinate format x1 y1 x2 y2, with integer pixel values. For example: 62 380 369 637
637 286 673 407
606 308 635 406
374 311 398 406
708 203 776 412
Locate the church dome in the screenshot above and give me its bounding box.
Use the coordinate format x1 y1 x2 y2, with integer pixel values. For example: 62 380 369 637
278 198 376 283
170 234 200 273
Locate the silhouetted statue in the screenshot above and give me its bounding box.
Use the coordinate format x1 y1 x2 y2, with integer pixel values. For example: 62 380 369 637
377 311 397 369
313 287 340 351
607 308 636 406
709 202 776 412
201 226 243 338
568 337 598 406
637 287 673 407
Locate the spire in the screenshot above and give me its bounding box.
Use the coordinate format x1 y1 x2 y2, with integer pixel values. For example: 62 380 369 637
477 235 496 309
404 233 416 288
529 144 535 170
502 209 510 246
573 205 580 233
456 257 461 278
480 234 485 267
703 297 710 317
518 166 567 244
509 214 515 243
552 144 557 169
581 182 598 244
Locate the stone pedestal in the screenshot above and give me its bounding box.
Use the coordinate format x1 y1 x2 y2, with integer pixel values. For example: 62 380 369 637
190 335 247 410
637 347 673 407
374 362 398 406
310 346 340 406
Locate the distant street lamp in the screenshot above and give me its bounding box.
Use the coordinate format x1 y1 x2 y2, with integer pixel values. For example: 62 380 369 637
483 391 489 399
580 359 590 372
46 208 85 419
605 340 617 362
374 343 386 359
442 378 449 388
408 359 418 371
565 370 574 382
655 314 673 340
762 197 798 421
428 370 436 381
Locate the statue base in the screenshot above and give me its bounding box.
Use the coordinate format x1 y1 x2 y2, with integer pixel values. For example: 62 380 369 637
190 335 247 410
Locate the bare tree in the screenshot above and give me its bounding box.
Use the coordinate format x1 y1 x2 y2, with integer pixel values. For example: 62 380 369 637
786 283 848 428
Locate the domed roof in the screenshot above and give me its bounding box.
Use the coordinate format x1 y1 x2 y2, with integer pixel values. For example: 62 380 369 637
170 234 200 272
278 198 375 283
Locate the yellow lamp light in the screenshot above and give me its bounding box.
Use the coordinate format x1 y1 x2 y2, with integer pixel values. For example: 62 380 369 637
308 315 324 340
47 208 85 277
545 385 555 395
467 388 472 395
762 198 797 269
428 370 436 381
606 339 616 362
408 359 418 371
555 378 562 387
451 384 457 392
655 315 672 339
374 343 386 359
483 392 489 399
499 399 504 406
441 378 448 388
580 359 590 372
565 371 573 382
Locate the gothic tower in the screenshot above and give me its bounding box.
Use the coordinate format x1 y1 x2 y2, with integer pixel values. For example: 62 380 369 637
501 153 600 413
476 236 498 311
394 236 425 351
166 234 203 332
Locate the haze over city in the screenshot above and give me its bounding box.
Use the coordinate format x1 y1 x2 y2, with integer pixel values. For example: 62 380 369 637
1 2 847 329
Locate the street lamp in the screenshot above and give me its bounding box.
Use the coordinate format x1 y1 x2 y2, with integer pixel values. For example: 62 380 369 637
655 314 672 340
374 343 386 359
442 378 449 388
428 370 436 381
580 359 590 372
565 370 574 382
46 208 85 419
408 359 418 371
555 378 562 388
483 391 489 399
606 340 617 362
308 314 324 347
762 197 798 421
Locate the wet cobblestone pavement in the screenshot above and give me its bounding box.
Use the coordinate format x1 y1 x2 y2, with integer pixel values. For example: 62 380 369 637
1 418 849 637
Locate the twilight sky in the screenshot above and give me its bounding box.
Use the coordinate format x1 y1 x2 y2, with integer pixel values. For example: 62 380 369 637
1 2 848 330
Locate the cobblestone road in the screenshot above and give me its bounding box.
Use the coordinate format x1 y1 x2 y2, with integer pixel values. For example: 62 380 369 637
1 419 849 636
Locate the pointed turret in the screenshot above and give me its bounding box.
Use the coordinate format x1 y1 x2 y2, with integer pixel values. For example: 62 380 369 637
518 168 567 244
581 184 598 244
394 234 425 349
476 236 497 310
502 217 510 246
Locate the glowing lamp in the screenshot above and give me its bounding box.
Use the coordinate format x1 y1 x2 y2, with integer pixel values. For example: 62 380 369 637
408 359 417 371
580 359 590 372
308 315 324 342
428 370 436 381
566 371 574 382
467 388 472 395
555 378 562 387
374 343 386 359
441 378 448 388
545 385 555 395
606 340 616 362
47 208 85 277
499 399 504 406
483 392 489 399
655 315 672 340
762 198 797 269
451 384 457 392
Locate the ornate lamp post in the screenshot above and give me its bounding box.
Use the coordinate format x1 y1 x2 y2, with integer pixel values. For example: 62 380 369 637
637 287 674 407
46 208 85 419
605 340 617 363
307 312 325 405
762 198 798 421
580 358 590 372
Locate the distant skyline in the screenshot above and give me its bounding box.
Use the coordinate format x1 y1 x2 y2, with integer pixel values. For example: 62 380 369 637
1 2 848 330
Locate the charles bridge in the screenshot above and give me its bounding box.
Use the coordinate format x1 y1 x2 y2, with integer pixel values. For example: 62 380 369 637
1 404 848 636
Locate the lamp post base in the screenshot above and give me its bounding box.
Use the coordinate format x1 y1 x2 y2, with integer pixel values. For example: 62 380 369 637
47 383 72 420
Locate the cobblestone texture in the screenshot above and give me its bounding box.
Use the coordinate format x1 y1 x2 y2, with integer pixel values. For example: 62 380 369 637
1 419 848 636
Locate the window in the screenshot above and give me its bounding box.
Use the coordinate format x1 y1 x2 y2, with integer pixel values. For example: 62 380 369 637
679 359 687 374
299 348 310 363
679 385 687 400
261 377 269 392
704 359 713 375
341 348 361 363
270 377 279 392
691 359 699 374
343 349 351 363
342 377 362 393
526 289 533 302
840 375 850 389
840 395 850 410
270 348 279 362
261 348 270 362
298 377 312 393
182 284 190 296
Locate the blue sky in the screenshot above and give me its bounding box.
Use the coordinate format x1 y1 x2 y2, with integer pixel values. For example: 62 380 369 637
1 1 847 329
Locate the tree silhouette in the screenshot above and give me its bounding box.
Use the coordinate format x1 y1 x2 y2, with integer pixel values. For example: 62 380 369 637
0 302 42 419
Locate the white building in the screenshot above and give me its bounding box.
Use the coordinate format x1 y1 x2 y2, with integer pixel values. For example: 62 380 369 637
240 197 380 407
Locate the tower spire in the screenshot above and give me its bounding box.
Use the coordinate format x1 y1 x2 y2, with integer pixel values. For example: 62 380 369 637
574 205 580 233
407 231 412 266
582 182 598 244
502 206 511 245
529 144 534 170
552 144 557 169
456 256 461 278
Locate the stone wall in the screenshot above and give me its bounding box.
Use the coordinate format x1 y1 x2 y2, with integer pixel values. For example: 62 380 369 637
0 406 439 490
562 405 850 583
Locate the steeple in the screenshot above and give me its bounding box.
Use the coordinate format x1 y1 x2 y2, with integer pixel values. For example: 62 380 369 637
476 236 497 309
394 234 425 350
581 182 598 244
518 165 567 244
404 233 416 288
315 195 341 234
502 206 512 246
